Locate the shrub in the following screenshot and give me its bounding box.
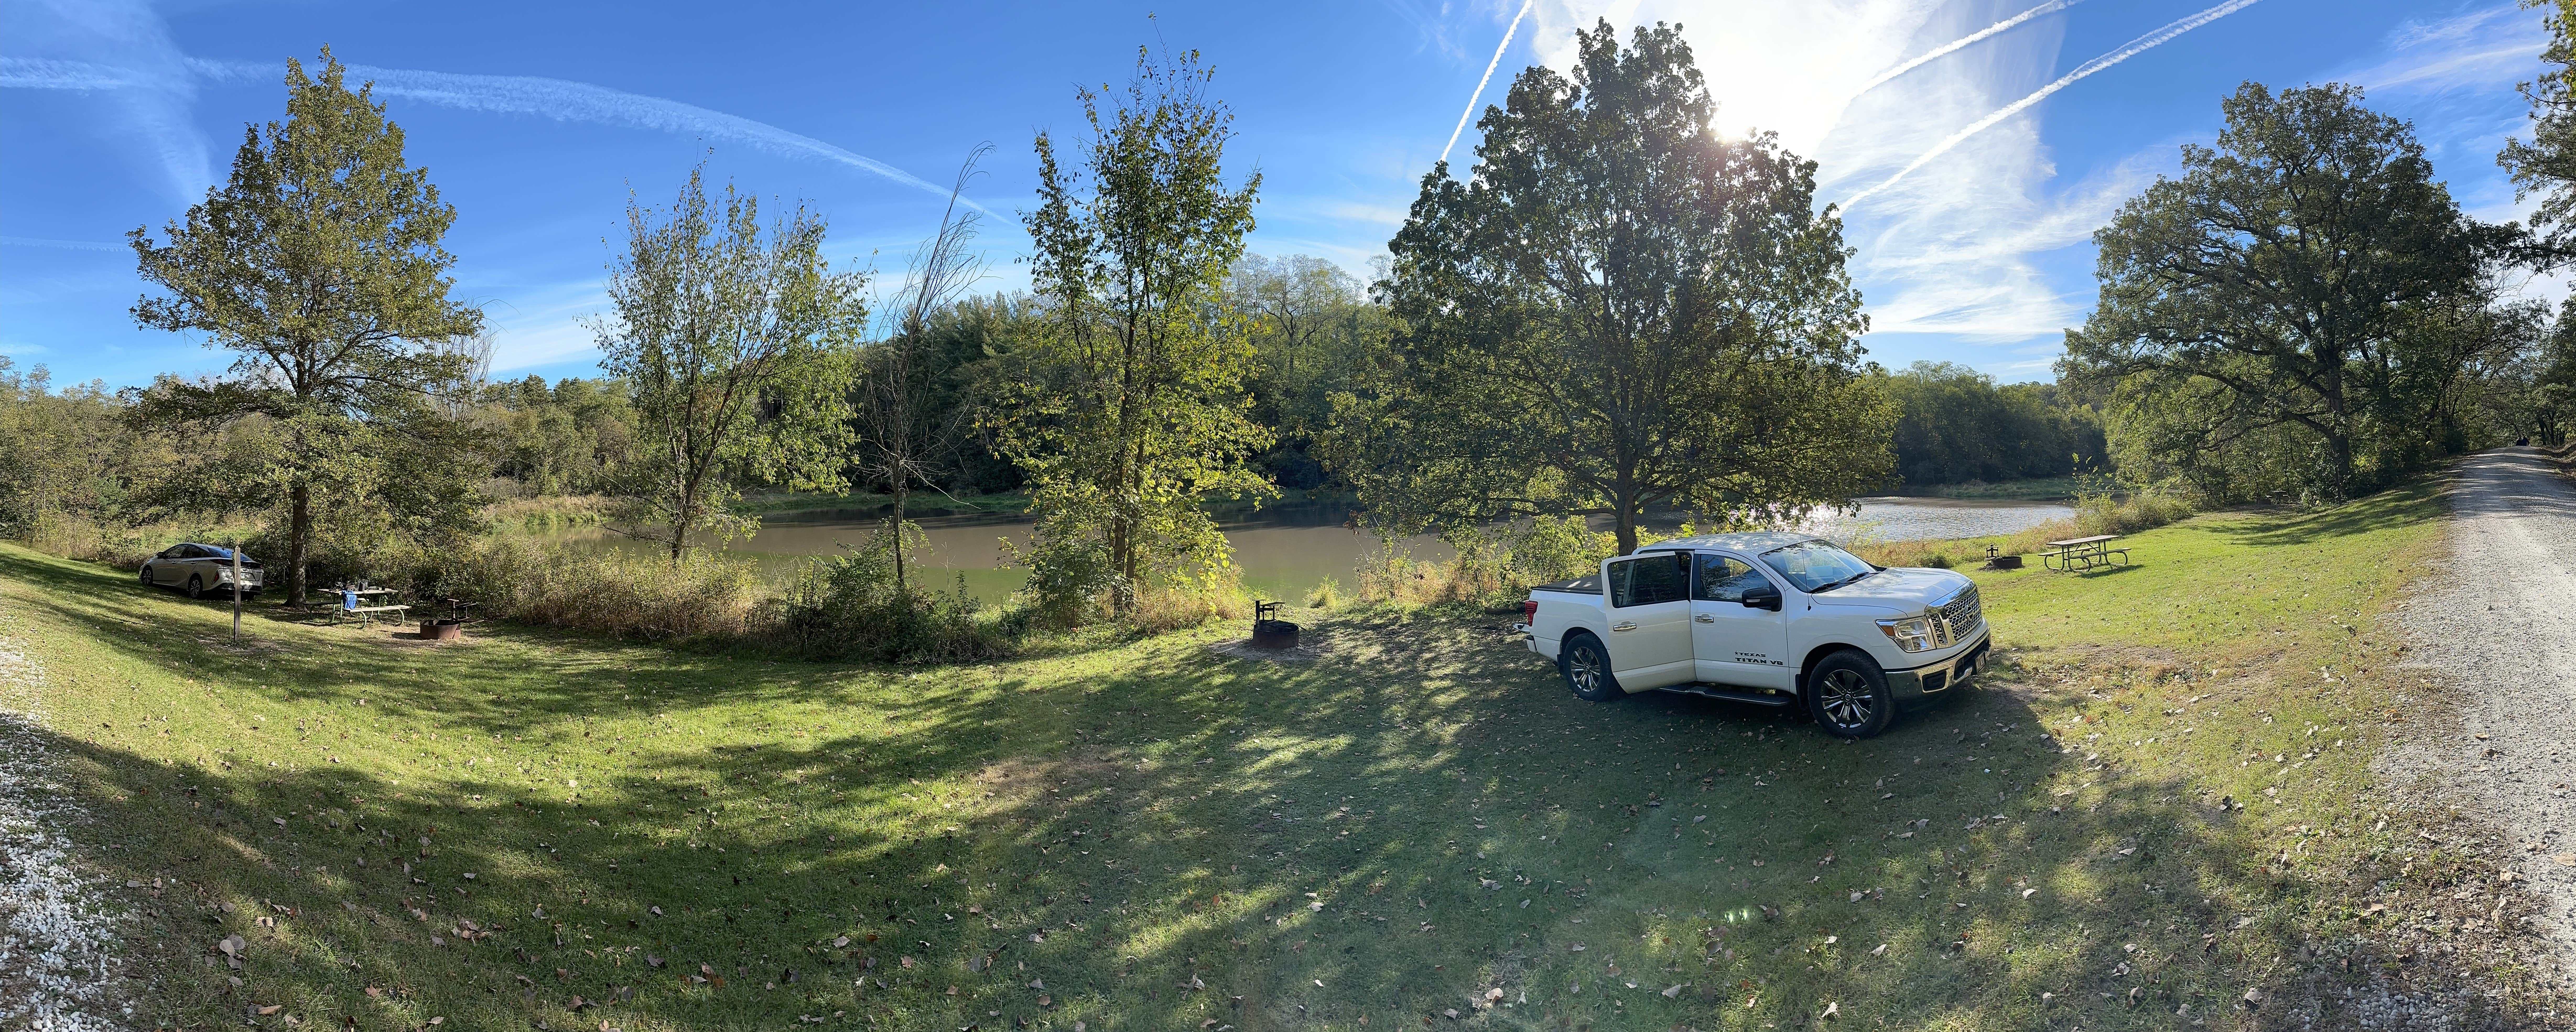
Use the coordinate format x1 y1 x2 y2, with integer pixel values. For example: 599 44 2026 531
1304 576 1345 610
777 522 1017 662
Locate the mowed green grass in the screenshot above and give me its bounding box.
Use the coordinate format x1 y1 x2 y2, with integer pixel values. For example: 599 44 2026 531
0 480 2535 1032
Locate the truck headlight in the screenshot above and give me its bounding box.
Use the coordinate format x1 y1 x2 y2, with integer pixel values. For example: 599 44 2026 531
1877 615 1939 653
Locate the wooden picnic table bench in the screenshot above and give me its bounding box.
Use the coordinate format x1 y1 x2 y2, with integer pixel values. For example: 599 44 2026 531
2041 534 2129 572
310 586 410 626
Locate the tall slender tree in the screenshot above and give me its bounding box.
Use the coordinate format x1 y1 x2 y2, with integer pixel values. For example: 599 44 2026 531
1000 46 1269 615
130 48 481 603
854 145 991 594
596 166 863 562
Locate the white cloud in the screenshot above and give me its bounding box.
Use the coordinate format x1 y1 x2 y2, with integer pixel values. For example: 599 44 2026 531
0 235 123 252
185 58 985 213
2350 3 2546 94
1 0 210 202
479 282 613 373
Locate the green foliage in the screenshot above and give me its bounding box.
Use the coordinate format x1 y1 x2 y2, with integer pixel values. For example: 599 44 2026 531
2503 0 2576 264
779 521 1016 662
127 49 484 601
0 359 160 542
1230 254 1389 489
478 375 636 496
2063 82 2509 504
1339 21 1896 554
598 165 864 562
1881 361 2105 488
1002 46 1271 617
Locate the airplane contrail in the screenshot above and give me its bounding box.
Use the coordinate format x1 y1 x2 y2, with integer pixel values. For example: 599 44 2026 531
0 57 143 90
1842 0 2264 209
183 58 984 212
1857 0 2090 95
1440 0 1536 168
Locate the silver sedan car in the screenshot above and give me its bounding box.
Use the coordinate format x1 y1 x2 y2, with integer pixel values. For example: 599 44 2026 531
139 543 264 599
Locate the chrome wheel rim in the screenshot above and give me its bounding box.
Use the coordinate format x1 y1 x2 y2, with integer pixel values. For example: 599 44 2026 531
1569 646 1605 695
1818 669 1876 728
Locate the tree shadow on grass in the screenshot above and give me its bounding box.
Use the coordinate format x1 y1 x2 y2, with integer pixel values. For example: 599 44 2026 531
7 547 2542 1031
2228 480 2448 550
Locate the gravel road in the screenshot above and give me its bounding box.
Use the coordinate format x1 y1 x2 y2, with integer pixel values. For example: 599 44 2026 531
0 633 129 1031
2399 446 2576 989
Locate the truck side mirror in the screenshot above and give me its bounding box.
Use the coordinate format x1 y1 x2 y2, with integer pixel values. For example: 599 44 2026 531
1741 585 1782 611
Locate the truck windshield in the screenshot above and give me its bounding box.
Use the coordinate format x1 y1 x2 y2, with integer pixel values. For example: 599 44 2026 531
1759 540 1875 593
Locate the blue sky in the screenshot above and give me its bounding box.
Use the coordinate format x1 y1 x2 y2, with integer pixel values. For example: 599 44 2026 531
0 0 2557 389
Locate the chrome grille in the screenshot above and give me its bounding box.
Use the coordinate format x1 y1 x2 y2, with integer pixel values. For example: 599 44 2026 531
1937 584 1983 639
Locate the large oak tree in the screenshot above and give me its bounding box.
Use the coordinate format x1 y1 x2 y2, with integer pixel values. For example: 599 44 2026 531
130 49 481 603
2062 83 2494 502
1329 21 1892 553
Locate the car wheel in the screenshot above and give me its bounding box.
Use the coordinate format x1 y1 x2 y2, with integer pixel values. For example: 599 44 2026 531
186 574 206 600
140 566 156 587
1560 633 1623 702
1805 650 1895 739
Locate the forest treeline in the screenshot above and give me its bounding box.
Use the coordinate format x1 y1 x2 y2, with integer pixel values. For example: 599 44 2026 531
11 17 2576 656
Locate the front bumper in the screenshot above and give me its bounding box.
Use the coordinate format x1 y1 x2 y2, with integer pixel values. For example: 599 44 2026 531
1887 628 1989 712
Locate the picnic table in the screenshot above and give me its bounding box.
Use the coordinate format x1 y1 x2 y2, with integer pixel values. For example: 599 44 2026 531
2041 535 2129 572
311 586 410 626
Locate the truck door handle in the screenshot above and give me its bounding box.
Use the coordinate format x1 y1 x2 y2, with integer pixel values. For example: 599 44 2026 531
1610 622 1638 632
1694 614 1716 623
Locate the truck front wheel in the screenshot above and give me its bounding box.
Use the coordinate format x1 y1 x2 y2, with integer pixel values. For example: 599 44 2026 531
1561 633 1623 703
1806 650 1895 739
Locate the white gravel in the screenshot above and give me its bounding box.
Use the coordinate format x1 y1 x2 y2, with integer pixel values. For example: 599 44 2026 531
0 629 130 1031
2395 446 2576 995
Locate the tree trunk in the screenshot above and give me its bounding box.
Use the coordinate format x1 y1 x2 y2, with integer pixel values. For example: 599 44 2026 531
286 480 313 604
891 483 909 595
669 484 692 564
1613 497 1639 556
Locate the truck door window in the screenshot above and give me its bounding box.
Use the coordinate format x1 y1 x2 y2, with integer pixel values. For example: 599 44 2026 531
1693 554 1770 602
1608 553 1690 607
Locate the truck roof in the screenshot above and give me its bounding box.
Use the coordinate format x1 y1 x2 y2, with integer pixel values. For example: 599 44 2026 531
1636 531 1822 554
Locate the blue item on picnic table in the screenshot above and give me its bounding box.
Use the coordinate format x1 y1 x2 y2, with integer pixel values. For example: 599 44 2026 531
343 589 358 611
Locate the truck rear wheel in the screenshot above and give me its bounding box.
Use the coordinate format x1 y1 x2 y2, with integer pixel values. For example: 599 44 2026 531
1561 633 1622 702
1805 650 1894 739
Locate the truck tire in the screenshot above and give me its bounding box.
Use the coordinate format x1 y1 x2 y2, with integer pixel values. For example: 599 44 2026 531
1805 650 1894 739
1560 633 1623 702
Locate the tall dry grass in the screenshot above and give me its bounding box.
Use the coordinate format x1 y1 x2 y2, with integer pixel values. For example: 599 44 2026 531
402 536 769 641
482 494 620 531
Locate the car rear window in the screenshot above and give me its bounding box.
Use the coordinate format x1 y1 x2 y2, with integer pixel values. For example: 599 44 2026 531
1608 552 1690 607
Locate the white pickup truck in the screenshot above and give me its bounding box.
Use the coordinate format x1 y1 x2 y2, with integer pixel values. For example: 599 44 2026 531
1515 532 1988 738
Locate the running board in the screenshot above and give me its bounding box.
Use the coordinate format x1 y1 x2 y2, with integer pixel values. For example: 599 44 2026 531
1657 683 1795 708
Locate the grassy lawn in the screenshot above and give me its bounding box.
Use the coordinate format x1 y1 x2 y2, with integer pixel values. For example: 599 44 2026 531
0 480 2548 1031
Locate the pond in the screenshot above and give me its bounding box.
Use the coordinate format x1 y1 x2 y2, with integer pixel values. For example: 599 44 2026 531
527 495 2073 605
